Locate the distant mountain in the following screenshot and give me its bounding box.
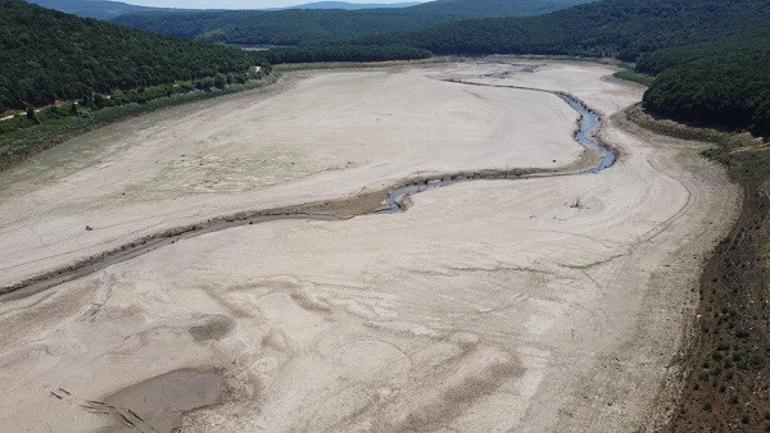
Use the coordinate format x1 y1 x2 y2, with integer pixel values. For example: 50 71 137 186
409 0 589 16
282 1 421 10
112 0 595 45
24 0 161 20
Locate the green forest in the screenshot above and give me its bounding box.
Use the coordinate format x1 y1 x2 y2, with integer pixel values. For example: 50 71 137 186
110 0 593 46
255 43 431 64
641 33 770 137
357 0 770 137
5 0 770 139
0 0 260 113
365 0 770 61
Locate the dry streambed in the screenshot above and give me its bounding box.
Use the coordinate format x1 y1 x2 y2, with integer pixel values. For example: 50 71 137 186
0 85 605 298
0 60 740 432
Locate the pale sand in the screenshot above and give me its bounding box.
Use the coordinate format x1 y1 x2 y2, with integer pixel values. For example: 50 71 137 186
0 59 739 432
0 68 579 288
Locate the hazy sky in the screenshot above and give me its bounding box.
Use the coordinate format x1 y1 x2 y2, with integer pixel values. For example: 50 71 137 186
120 0 429 9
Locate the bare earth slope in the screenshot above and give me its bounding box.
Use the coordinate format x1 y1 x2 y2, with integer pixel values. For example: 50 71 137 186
0 60 739 432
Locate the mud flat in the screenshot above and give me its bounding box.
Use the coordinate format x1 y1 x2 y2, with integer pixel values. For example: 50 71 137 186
0 67 581 288
0 59 740 432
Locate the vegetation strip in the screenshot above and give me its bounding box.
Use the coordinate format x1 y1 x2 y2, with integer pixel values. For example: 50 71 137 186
255 44 432 64
640 32 770 138
628 107 770 433
0 0 262 113
611 68 654 87
0 74 278 171
0 87 613 300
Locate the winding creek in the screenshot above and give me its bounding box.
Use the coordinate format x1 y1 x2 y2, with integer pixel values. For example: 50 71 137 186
0 81 616 300
385 81 613 212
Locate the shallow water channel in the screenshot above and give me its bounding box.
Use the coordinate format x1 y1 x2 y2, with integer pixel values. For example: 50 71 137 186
1 83 617 298
384 84 615 212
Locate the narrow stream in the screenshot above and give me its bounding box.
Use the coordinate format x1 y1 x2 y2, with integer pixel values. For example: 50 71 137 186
1 82 617 299
384 84 614 212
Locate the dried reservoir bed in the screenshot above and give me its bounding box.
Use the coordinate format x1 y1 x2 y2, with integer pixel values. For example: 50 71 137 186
0 59 740 433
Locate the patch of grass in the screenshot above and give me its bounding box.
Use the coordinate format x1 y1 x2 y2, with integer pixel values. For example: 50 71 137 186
627 105 770 433
613 68 656 86
0 74 279 171
625 104 756 151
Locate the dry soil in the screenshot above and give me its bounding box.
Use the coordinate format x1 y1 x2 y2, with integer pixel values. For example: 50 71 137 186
0 59 740 433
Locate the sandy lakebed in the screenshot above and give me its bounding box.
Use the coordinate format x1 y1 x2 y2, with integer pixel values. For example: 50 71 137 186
0 58 740 433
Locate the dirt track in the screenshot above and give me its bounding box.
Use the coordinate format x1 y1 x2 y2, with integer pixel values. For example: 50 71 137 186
0 59 740 432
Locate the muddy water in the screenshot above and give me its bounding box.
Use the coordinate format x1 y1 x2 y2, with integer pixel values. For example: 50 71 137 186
91 369 226 433
0 84 616 299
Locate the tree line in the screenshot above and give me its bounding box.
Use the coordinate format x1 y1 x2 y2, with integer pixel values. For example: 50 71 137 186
0 0 262 113
362 0 770 62
0 68 270 135
641 33 770 137
7 0 769 139
357 0 770 137
255 44 431 64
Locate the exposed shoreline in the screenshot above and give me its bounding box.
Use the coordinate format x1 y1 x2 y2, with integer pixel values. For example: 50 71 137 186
0 60 741 433
626 105 770 433
0 87 611 300
0 74 281 172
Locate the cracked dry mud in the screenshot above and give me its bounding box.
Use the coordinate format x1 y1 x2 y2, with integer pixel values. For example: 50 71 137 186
0 59 740 432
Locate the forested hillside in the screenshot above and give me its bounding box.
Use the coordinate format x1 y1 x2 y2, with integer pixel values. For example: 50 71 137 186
355 0 770 137
636 32 770 76
0 0 258 112
641 33 770 137
256 43 431 64
412 0 589 17
111 0 594 46
366 0 770 61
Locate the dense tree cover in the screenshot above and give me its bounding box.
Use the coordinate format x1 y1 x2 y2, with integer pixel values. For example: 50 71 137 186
359 0 770 138
0 0 261 113
364 0 770 61
636 32 770 75
412 0 592 17
1 67 270 135
642 34 770 137
111 0 594 46
256 44 431 64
